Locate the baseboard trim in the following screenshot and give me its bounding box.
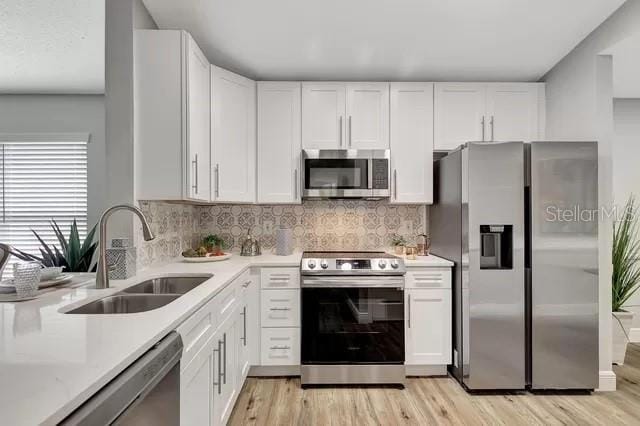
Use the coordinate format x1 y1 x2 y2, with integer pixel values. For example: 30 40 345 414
405 365 448 376
629 327 640 343
249 365 300 377
597 370 616 392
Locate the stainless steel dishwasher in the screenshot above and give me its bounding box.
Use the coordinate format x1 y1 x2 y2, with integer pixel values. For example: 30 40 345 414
61 332 183 425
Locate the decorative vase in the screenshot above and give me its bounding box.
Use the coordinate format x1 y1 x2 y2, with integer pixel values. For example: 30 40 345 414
612 310 634 365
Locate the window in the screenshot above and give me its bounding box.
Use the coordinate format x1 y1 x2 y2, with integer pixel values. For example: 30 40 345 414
0 134 88 278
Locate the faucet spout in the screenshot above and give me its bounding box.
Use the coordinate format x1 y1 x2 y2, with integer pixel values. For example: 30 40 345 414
95 204 155 289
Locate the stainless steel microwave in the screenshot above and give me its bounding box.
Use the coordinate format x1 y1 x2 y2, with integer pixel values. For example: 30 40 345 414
302 149 390 199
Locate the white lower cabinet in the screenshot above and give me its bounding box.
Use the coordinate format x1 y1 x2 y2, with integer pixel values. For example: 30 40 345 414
261 327 301 366
405 284 452 366
180 335 215 426
212 316 237 426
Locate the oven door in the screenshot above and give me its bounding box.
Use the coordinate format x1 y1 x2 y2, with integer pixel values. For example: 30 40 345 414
301 284 404 365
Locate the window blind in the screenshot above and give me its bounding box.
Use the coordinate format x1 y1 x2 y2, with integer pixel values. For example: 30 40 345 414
0 140 88 277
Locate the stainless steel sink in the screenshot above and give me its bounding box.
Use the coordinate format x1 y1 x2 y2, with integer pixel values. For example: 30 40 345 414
67 294 180 314
120 275 212 295
66 274 213 314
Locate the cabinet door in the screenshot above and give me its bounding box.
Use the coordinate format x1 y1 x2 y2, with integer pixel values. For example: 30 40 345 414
185 34 211 201
346 83 389 149
390 83 434 204
486 84 540 142
257 82 302 203
237 302 251 381
434 83 486 150
302 83 346 149
405 289 452 365
211 66 256 202
213 323 238 426
181 335 214 426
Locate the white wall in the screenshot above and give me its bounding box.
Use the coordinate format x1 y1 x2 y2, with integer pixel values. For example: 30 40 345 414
105 0 157 239
542 0 640 390
0 95 106 227
613 98 640 327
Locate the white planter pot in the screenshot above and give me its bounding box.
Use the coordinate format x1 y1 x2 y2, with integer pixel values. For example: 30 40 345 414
612 311 634 365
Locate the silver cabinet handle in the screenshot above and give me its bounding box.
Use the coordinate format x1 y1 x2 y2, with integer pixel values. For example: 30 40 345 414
481 116 485 142
240 306 247 346
270 345 291 350
191 154 198 193
408 293 411 329
339 116 343 147
348 115 352 147
269 307 291 311
490 115 494 141
213 341 222 394
222 332 227 385
294 168 298 200
393 169 398 200
214 163 220 198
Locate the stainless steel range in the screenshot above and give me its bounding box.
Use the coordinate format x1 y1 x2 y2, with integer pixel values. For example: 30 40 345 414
300 251 406 387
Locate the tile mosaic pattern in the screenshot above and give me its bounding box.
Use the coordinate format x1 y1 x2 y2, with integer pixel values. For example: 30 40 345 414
195 200 428 253
135 200 429 268
135 201 199 268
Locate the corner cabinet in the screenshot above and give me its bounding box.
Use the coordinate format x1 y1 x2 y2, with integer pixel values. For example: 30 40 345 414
135 30 211 201
211 66 257 203
389 83 434 204
302 82 389 149
257 82 302 204
434 82 545 151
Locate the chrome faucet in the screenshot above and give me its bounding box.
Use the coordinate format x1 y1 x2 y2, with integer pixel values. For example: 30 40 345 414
95 204 155 289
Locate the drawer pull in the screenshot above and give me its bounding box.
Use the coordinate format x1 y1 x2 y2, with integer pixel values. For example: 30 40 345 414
269 307 291 311
270 345 291 350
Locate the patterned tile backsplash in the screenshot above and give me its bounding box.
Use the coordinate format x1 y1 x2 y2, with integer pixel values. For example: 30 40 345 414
136 200 428 268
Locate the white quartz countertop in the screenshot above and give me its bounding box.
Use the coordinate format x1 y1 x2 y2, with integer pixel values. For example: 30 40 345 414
0 251 451 425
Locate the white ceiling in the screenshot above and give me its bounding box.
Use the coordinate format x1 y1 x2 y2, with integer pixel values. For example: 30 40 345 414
143 0 625 82
0 0 105 94
603 34 640 98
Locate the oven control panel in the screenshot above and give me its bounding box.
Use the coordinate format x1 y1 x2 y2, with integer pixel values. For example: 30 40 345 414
301 255 405 275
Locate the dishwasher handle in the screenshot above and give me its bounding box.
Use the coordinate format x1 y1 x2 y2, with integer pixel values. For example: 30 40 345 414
60 331 183 426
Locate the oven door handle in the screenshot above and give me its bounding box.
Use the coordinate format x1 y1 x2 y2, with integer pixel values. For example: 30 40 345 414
301 276 404 288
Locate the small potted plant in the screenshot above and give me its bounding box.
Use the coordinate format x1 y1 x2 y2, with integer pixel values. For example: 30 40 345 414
390 234 407 256
203 234 225 256
612 196 640 365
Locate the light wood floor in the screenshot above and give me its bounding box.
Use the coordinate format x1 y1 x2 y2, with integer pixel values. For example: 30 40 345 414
229 344 640 425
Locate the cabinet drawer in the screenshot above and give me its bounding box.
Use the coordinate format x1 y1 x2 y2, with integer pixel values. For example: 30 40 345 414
261 328 300 366
261 289 300 327
260 267 300 289
177 296 217 368
406 268 452 289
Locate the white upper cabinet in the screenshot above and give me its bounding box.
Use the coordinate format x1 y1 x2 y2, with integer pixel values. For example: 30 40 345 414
186 37 212 201
346 83 389 149
257 82 302 204
390 83 434 204
434 83 486 151
135 30 211 202
434 82 545 151
486 84 543 143
211 66 256 203
301 83 346 149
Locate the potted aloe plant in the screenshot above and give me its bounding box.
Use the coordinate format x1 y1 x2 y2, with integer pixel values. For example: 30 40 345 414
390 234 407 255
612 196 640 365
9 219 98 272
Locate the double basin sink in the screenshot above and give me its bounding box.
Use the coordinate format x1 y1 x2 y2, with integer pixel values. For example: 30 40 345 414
67 275 213 314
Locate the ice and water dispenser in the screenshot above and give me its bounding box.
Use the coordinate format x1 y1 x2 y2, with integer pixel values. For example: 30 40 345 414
479 225 513 270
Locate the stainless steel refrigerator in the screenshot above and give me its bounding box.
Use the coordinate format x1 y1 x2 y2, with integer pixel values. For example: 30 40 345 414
431 141 599 391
